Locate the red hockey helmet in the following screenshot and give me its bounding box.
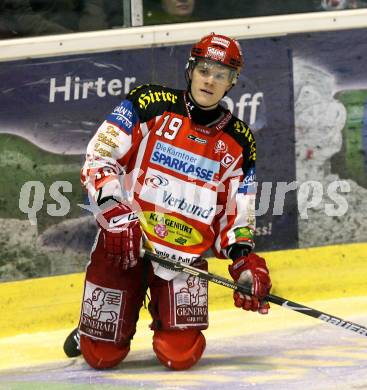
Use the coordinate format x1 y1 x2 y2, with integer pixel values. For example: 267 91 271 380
190 33 243 72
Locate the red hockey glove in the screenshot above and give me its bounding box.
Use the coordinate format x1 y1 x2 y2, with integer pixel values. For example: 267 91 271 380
97 203 141 270
228 253 271 314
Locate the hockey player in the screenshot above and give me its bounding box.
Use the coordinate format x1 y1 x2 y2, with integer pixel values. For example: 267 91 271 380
63 33 272 370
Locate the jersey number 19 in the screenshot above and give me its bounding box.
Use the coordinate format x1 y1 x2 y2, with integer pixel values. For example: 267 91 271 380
155 115 182 140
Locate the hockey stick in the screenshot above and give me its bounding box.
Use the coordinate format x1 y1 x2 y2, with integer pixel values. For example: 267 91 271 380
143 250 367 338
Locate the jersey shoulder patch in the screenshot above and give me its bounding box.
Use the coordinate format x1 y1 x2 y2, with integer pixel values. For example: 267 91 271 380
105 99 138 135
126 84 183 121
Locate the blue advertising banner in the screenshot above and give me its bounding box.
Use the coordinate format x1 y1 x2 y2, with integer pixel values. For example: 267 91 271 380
0 37 297 280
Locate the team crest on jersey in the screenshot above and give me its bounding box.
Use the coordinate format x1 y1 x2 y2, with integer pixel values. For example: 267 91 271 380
214 139 228 154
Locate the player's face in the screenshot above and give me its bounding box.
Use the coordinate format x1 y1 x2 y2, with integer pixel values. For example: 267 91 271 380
190 60 234 109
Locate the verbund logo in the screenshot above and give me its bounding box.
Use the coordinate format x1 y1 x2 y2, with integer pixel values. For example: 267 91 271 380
150 141 220 182
140 168 217 224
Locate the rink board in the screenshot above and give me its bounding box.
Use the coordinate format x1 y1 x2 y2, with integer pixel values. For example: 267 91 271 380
0 242 366 338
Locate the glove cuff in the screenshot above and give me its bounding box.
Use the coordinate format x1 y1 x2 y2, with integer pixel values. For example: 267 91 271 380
228 256 248 281
228 253 269 281
97 203 136 231
226 243 251 261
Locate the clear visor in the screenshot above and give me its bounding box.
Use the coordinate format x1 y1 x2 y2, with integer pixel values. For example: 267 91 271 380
194 59 237 85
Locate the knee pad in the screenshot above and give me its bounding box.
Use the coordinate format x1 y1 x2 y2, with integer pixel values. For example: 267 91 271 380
80 335 130 369
152 329 206 370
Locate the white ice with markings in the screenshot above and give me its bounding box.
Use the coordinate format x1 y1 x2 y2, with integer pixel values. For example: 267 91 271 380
0 297 366 389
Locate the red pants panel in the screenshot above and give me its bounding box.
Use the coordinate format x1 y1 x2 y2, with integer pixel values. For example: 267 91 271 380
79 231 153 346
78 230 208 369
